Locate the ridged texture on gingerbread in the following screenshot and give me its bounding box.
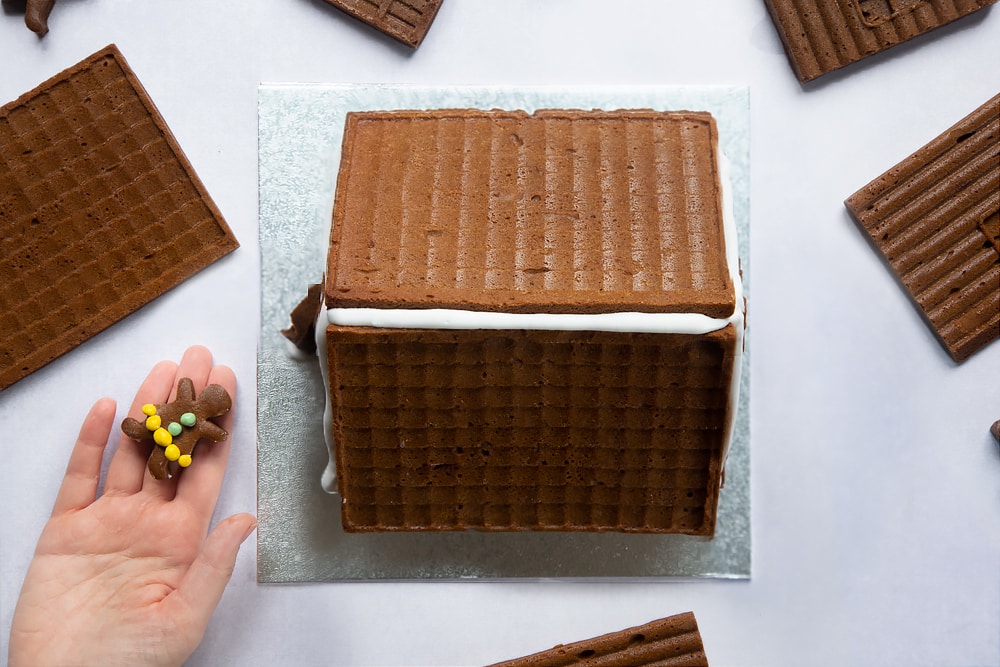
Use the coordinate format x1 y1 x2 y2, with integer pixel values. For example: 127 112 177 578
328 325 736 534
327 109 734 318
0 45 238 391
486 612 709 667
321 0 444 47
845 93 999 362
763 0 998 82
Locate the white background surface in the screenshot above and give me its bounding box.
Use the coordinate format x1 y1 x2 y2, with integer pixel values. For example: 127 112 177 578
0 1 998 665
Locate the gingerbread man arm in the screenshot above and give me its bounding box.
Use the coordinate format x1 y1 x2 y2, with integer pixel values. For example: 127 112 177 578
121 418 150 442
195 421 229 443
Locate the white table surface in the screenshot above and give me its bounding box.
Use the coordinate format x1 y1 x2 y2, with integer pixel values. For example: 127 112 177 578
1 2 998 665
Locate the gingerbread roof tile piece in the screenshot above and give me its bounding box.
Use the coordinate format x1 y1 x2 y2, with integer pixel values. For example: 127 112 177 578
321 0 444 48
845 93 999 362
764 0 998 83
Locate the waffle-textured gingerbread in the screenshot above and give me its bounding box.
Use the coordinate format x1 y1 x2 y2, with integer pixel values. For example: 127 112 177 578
121 378 232 480
330 326 736 534
0 45 238 391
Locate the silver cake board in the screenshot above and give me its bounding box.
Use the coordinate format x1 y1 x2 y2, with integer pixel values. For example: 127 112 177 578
258 84 750 581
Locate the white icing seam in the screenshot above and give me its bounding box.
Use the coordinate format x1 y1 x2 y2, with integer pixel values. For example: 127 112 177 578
315 309 338 494
326 149 743 339
717 150 745 473
328 307 735 334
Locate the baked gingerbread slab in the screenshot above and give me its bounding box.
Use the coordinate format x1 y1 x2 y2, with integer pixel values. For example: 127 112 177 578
0 45 238 390
326 109 743 534
329 326 737 534
329 109 735 317
486 613 709 667
322 0 444 47
845 93 999 362
763 0 998 82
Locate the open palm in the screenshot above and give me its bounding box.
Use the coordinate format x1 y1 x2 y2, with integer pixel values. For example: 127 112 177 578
9 346 256 667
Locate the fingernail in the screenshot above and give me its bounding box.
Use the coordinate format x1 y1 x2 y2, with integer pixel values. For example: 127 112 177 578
241 517 258 542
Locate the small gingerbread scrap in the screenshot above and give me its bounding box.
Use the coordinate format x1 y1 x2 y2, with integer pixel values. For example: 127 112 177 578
281 282 323 354
991 420 1000 443
25 0 57 36
121 378 232 480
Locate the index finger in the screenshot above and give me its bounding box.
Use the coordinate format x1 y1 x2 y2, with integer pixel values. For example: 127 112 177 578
51 398 117 516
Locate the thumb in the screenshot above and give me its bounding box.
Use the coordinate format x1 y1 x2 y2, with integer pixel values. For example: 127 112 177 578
176 513 257 628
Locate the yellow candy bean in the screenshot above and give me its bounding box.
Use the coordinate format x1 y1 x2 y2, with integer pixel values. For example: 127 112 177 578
178 454 192 467
164 444 180 461
142 404 157 416
153 428 172 447
145 415 162 431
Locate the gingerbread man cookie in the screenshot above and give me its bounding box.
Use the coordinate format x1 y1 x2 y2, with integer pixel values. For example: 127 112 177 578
121 378 232 480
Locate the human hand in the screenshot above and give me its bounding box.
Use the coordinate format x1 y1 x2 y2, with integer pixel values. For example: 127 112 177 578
8 346 256 667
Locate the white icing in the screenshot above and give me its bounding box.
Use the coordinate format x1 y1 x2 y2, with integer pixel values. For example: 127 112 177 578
317 128 746 495
718 151 744 470
281 334 315 362
315 309 339 493
329 308 734 334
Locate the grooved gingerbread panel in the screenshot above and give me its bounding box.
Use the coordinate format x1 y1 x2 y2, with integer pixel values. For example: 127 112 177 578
328 109 734 318
485 612 709 667
322 0 444 47
0 45 238 390
328 326 737 534
845 94 1000 361
325 106 741 534
763 0 998 82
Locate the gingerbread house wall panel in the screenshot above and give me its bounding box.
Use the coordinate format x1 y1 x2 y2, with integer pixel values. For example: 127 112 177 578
328 326 736 534
763 0 998 82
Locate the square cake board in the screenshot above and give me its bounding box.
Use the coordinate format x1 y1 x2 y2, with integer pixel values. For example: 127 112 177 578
258 84 750 581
